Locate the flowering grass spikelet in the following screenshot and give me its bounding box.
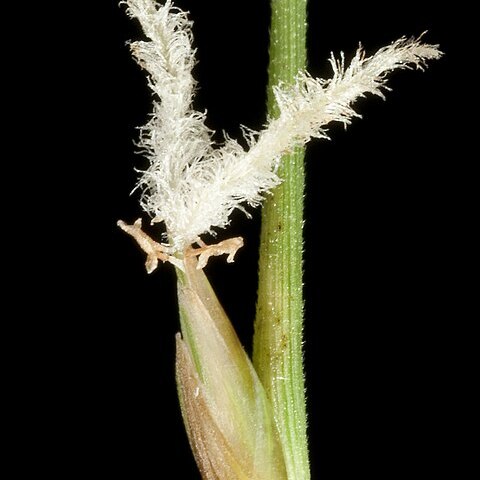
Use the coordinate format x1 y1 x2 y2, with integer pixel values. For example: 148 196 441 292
118 2 442 479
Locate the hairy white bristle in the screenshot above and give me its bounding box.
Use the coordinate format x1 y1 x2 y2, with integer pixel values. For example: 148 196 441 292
123 0 442 253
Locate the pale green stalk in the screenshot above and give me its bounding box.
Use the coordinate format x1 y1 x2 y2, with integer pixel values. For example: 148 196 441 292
253 1 310 479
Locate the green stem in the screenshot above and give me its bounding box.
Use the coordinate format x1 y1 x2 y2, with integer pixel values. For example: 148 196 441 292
253 1 309 479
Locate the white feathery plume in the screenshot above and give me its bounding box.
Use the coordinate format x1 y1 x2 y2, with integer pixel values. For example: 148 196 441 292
122 0 442 254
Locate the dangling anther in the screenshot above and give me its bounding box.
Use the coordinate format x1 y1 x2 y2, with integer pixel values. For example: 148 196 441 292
117 218 180 273
186 237 244 269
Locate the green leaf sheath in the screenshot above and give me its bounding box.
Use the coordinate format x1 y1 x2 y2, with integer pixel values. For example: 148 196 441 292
253 1 310 480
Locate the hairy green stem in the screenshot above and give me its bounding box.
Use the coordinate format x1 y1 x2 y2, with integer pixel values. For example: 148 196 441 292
253 1 310 479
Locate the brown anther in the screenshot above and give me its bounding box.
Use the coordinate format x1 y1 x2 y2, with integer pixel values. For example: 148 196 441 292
117 218 171 274
186 237 244 269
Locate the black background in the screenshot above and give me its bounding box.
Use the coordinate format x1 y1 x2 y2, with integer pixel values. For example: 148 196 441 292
22 1 470 478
